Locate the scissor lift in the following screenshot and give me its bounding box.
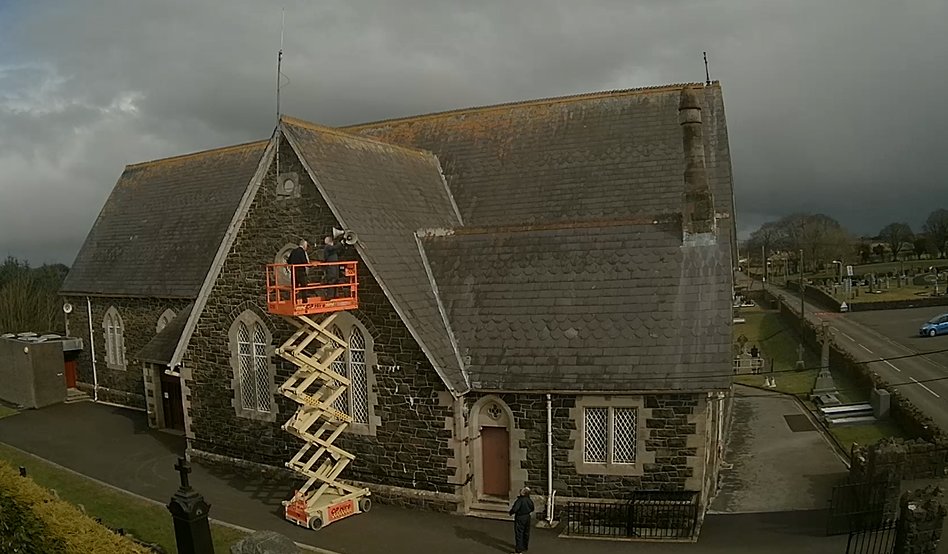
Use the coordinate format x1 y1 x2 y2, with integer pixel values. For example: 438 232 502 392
265 260 371 530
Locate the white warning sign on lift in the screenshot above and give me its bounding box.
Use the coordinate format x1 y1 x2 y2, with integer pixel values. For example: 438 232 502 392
840 301 849 312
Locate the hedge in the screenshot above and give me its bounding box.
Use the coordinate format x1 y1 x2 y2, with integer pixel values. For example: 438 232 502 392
0 460 150 553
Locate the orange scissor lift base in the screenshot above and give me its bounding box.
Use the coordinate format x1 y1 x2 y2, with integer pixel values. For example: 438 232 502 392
266 262 371 530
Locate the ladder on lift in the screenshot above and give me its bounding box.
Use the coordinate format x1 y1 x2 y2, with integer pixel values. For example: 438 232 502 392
266 261 370 530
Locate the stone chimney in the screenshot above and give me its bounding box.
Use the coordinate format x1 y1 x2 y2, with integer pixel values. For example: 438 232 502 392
678 85 716 244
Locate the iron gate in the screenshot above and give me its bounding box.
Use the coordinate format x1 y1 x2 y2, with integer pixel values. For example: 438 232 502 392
827 479 896 536
845 517 897 554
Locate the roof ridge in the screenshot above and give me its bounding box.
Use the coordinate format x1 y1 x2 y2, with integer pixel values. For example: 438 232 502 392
345 81 718 130
419 215 681 237
125 139 269 169
281 115 434 159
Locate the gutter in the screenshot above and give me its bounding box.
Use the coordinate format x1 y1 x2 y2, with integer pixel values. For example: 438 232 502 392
85 297 99 401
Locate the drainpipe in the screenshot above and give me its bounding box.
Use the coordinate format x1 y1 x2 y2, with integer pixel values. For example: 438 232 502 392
86 297 99 401
546 393 554 523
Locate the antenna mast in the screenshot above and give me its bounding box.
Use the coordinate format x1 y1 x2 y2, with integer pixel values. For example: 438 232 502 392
703 51 711 86
276 8 285 179
277 8 285 121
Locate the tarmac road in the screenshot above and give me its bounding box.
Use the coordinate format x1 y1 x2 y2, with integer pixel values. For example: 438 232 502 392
763 283 948 432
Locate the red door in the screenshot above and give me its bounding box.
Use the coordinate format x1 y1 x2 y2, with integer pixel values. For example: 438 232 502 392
159 372 185 431
481 427 510 497
63 359 77 389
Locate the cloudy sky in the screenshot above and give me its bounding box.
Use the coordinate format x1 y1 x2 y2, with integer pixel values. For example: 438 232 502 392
1 0 946 265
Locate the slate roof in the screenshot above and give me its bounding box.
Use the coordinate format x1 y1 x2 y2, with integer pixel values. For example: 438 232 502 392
61 141 268 297
137 303 194 365
281 118 468 392
420 221 733 392
346 83 733 229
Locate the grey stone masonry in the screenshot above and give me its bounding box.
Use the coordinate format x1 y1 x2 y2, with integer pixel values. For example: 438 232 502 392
463 392 708 500
186 134 457 497
62 295 191 408
895 486 946 554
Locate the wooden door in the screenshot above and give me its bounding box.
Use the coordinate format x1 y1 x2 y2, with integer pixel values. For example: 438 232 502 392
481 427 509 497
63 359 77 389
159 372 185 431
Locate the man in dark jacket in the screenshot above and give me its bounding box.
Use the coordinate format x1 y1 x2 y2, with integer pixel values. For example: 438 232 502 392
286 239 310 301
509 487 534 553
322 235 343 298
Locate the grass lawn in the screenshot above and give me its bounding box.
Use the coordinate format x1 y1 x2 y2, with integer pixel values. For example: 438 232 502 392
847 259 948 277
0 442 249 553
733 307 866 403
829 420 908 456
827 284 941 304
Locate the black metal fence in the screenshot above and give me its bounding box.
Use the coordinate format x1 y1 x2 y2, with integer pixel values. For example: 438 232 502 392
845 518 897 554
827 479 897 536
563 491 699 540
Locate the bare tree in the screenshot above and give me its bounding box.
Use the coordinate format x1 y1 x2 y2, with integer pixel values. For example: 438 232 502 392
879 222 914 261
0 257 67 334
923 209 948 258
745 213 853 272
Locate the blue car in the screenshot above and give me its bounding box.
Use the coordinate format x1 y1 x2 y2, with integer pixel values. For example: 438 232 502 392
920 314 948 337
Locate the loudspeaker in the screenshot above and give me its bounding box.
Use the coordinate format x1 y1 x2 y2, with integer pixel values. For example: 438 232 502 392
332 228 359 245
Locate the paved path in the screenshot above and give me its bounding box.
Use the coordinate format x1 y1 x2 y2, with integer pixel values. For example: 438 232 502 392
0 402 851 553
710 387 848 513
763 282 948 432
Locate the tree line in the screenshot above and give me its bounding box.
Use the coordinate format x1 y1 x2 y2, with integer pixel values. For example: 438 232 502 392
743 208 948 272
0 257 69 335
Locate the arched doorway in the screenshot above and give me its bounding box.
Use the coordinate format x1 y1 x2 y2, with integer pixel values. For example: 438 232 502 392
471 396 514 500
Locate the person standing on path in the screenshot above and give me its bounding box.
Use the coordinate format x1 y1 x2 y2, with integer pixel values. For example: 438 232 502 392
509 486 534 553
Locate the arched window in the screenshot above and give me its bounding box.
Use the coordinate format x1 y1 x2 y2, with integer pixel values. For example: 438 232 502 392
327 316 374 430
229 310 274 420
156 309 176 334
102 306 126 370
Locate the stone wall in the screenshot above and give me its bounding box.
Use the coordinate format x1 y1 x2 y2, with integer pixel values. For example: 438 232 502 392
462 392 709 501
895 486 946 554
185 135 457 498
62 295 191 408
852 438 948 483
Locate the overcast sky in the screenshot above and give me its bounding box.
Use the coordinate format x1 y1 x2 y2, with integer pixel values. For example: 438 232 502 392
1 0 946 265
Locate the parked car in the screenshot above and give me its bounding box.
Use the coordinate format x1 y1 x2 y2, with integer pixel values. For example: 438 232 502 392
919 313 948 337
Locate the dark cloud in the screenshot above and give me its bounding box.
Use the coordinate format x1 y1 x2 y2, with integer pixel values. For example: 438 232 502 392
1 0 946 265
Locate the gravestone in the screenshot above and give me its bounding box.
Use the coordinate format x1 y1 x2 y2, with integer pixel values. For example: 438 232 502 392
795 343 806 371
167 457 214 554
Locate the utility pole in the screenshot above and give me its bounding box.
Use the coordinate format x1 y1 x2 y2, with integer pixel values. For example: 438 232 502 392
799 249 805 319
761 244 766 283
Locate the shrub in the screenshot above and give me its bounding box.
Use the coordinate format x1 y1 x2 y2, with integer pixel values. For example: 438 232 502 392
0 461 150 553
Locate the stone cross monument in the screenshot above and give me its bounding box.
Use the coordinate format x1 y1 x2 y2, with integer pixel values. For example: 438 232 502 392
810 321 840 404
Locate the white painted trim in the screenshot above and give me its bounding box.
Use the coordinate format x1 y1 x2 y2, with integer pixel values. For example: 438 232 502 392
168 133 278 369
281 124 468 396
414 232 468 390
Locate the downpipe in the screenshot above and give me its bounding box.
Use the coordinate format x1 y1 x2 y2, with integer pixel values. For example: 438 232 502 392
546 393 555 523
86 297 99 401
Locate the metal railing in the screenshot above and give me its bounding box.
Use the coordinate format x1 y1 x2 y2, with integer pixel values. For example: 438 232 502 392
563 491 699 540
732 356 764 374
265 261 358 316
846 517 897 554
